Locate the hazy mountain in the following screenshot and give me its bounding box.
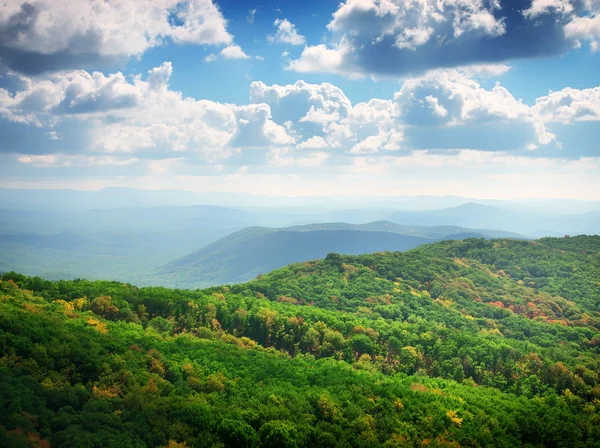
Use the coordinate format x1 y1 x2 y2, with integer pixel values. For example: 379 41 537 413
154 221 525 288
0 205 310 235
0 193 596 286
283 221 524 239
2 187 599 214
156 230 430 288
0 228 235 282
386 203 600 235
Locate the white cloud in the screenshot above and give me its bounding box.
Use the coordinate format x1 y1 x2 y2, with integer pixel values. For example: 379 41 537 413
0 67 145 122
250 79 403 152
565 15 600 51
248 75 600 155
297 136 330 149
46 131 61 140
247 8 257 24
205 45 254 62
523 0 574 18
17 155 58 167
220 45 251 60
250 80 353 121
457 63 512 77
0 0 234 72
286 0 598 77
396 70 531 123
286 44 350 74
2 63 598 182
350 130 400 154
148 62 174 90
300 106 342 125
1 62 293 159
268 18 306 45
230 104 294 147
394 69 555 145
328 0 505 48
424 96 448 118
534 87 600 123
17 154 138 167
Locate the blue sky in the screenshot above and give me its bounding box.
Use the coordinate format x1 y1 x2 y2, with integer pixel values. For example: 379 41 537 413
0 0 599 199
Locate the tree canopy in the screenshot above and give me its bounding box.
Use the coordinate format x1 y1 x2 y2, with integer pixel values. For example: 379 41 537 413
1 236 599 447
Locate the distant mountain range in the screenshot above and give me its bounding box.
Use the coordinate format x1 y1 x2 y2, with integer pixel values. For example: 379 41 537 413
1 187 599 214
1 201 597 237
383 203 600 236
0 193 597 286
153 221 525 288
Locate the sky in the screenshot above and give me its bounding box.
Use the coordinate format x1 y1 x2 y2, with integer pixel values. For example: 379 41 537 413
0 0 599 199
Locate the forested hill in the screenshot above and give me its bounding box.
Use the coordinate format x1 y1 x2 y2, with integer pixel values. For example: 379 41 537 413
157 229 432 288
1 236 600 447
154 222 524 289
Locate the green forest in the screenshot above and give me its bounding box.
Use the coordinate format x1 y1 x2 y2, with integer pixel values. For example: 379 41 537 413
1 236 600 447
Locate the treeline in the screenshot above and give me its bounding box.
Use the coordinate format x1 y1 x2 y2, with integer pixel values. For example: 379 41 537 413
1 236 599 446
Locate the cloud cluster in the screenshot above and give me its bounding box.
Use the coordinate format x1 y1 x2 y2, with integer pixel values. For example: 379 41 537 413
0 62 598 174
205 45 260 62
0 0 234 73
534 87 600 123
250 79 401 153
268 19 306 45
1 62 292 161
287 0 598 77
395 70 556 146
251 69 573 154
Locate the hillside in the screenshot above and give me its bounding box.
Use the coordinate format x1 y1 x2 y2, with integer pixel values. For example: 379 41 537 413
1 236 599 446
155 222 524 288
0 229 234 283
1 199 596 285
282 221 525 239
386 203 600 236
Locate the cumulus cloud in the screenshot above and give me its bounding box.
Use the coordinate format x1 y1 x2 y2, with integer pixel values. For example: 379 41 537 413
0 67 145 124
349 129 404 153
249 79 360 148
220 45 251 60
251 79 405 153
250 72 598 156
286 44 351 75
1 62 293 160
0 0 233 73
268 19 306 45
534 87 600 123
250 80 352 124
2 63 599 175
396 71 531 124
229 104 294 147
395 69 556 144
205 45 255 62
287 0 596 77
565 15 600 51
